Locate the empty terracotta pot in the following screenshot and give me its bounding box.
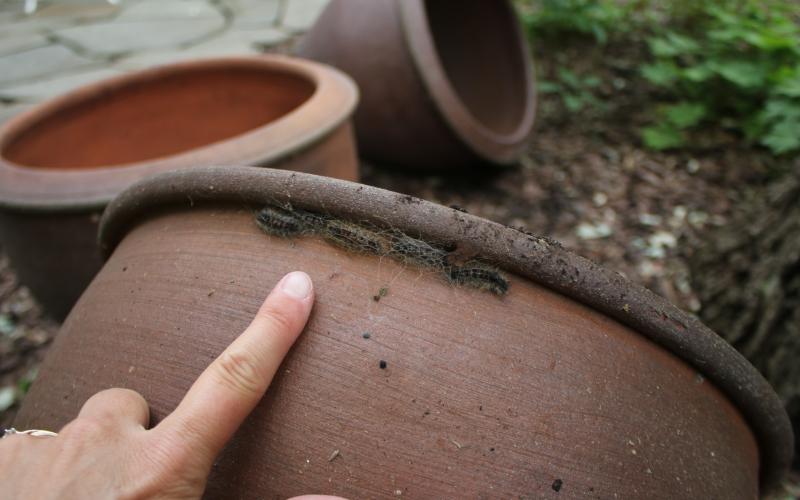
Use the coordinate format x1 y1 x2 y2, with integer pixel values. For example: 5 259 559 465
0 56 358 320
15 166 791 498
298 0 536 169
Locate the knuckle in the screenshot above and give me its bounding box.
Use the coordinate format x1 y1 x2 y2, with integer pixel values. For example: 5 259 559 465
213 350 265 398
256 304 295 336
145 424 197 469
144 431 198 475
97 387 125 398
142 422 216 482
81 389 119 416
112 387 144 403
60 418 106 441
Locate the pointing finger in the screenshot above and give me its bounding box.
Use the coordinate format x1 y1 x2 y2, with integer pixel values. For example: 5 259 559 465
154 271 314 467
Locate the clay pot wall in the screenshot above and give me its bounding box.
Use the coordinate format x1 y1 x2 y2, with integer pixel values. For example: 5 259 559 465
299 0 536 169
15 167 791 498
0 56 359 319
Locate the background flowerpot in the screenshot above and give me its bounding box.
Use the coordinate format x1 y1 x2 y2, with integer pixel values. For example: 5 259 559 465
298 0 536 170
0 56 358 320
14 167 791 498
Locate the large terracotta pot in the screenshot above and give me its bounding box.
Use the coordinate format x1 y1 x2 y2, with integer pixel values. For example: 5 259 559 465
298 0 536 170
0 56 358 320
15 167 792 498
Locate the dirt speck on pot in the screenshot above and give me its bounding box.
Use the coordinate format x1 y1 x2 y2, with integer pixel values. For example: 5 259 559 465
373 286 389 302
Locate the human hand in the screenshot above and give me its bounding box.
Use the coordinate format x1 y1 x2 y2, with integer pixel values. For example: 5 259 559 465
0 271 340 500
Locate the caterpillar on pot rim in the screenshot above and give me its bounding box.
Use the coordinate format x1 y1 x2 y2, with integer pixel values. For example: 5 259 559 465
254 205 509 296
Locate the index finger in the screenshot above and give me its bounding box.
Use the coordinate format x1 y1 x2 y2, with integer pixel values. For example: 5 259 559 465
154 271 314 467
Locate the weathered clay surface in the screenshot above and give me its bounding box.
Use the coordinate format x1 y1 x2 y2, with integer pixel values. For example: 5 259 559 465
299 0 536 169
0 57 358 319
18 207 759 499
15 166 791 497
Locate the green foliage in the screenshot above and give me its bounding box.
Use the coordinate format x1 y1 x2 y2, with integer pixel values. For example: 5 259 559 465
518 0 633 44
753 98 800 154
642 101 708 150
642 124 685 150
640 0 800 154
519 0 800 156
539 67 603 113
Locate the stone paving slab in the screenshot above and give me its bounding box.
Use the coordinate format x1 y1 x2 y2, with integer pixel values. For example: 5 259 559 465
282 0 329 33
54 15 225 56
0 103 32 127
0 0 329 109
0 32 48 56
207 27 290 51
0 15 75 39
24 2 120 23
113 27 289 70
0 66 123 101
0 44 95 85
114 0 221 21
0 3 20 15
227 0 281 30
114 45 255 71
0 11 17 26
0 2 120 38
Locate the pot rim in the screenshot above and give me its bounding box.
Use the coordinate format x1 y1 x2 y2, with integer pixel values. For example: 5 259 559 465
98 165 792 492
398 0 536 164
0 55 358 213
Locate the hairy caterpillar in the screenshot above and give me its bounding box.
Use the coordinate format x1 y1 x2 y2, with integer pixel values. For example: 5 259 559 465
255 205 509 296
448 262 510 296
387 231 448 270
324 220 388 255
255 206 306 237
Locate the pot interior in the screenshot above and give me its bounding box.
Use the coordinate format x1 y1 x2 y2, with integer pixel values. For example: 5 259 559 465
425 0 529 135
2 65 316 169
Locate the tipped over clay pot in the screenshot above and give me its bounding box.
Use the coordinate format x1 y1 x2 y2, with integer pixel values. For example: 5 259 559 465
299 0 536 170
0 56 358 320
15 166 792 498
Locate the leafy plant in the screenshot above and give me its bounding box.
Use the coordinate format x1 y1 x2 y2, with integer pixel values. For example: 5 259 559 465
640 0 800 154
517 0 632 44
518 0 800 156
641 101 707 149
539 67 603 113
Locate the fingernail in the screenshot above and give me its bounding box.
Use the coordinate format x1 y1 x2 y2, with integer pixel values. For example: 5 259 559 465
280 271 312 299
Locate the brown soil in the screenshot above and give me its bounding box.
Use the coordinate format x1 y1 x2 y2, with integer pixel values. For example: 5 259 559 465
0 252 58 429
363 36 779 317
